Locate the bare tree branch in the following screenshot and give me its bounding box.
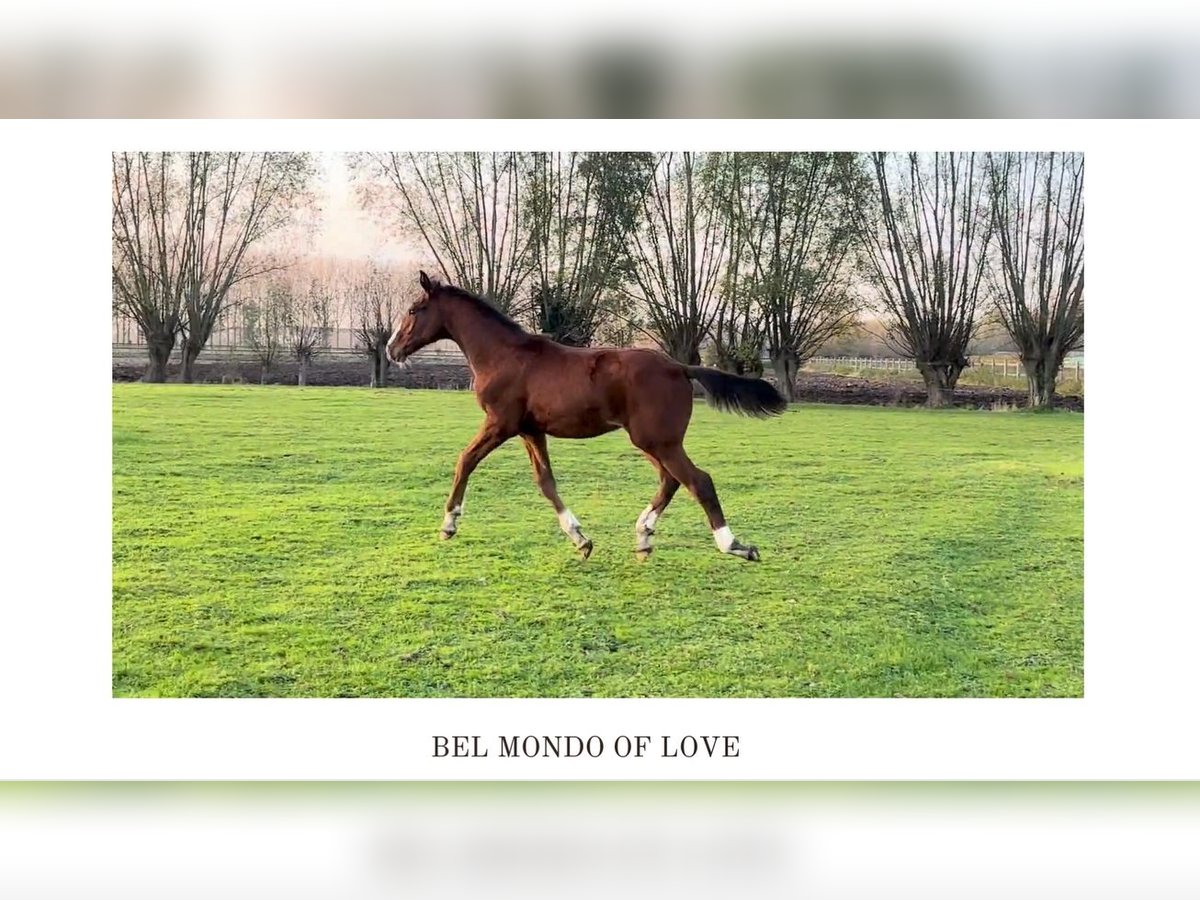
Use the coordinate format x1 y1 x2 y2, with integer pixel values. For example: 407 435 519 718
986 151 1084 408
354 152 537 319
624 152 733 364
852 152 993 407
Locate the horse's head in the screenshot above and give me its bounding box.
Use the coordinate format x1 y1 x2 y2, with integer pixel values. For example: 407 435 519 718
386 270 451 365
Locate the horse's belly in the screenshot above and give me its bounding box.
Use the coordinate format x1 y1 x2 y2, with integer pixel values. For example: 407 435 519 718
544 421 621 439
528 397 623 438
525 364 627 438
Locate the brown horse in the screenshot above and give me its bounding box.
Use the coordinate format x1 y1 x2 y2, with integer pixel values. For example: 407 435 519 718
386 271 787 562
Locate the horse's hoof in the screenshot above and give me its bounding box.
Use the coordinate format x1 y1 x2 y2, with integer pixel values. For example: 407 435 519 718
635 547 653 562
439 529 456 541
729 540 759 562
578 539 594 560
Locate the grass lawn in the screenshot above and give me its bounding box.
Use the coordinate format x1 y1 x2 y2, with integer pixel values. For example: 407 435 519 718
112 384 1083 697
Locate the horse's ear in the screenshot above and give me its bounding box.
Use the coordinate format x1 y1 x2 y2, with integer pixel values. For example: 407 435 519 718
419 270 434 293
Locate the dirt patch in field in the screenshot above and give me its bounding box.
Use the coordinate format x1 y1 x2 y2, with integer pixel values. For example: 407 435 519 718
113 355 1082 411
789 372 1084 412
112 357 473 390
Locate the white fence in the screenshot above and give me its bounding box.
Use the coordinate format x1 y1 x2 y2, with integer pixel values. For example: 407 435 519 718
113 313 467 366
112 343 468 366
113 311 1083 382
807 356 915 372
806 355 1084 381
113 312 465 360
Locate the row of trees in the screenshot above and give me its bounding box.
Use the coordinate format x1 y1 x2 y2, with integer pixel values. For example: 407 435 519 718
240 275 335 385
223 259 414 387
353 150 1083 407
351 151 862 395
112 152 316 383
113 151 1083 408
856 151 1084 407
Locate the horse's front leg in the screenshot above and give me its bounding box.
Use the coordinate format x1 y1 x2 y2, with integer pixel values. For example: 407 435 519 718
440 421 511 539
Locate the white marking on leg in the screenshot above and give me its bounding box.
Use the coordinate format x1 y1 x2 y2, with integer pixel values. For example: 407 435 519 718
714 525 735 553
441 505 462 535
714 525 758 560
636 505 658 554
558 508 581 537
558 508 590 548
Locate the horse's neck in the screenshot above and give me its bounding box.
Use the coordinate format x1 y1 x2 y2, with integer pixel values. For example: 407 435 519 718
444 301 521 370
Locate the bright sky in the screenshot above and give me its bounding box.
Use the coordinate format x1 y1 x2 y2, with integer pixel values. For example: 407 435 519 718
308 152 423 264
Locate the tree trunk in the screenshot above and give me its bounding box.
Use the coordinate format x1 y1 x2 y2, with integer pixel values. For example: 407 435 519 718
771 352 800 402
918 362 962 408
297 355 309 387
1039 373 1056 409
375 348 389 387
368 349 389 387
143 337 173 383
178 342 202 383
1022 353 1061 410
668 338 701 366
260 366 269 385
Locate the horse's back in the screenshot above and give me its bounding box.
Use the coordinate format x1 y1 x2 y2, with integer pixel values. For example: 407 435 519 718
513 342 688 439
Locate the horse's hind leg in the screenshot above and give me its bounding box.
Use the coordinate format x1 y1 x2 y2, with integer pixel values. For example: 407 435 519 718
522 433 593 559
635 455 680 560
655 443 760 562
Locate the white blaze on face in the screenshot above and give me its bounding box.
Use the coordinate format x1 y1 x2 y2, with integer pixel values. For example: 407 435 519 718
386 321 404 363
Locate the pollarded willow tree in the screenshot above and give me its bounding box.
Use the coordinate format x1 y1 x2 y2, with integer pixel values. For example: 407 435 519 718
350 260 409 388
111 152 314 384
242 278 291 384
112 152 314 382
708 152 764 376
355 152 535 317
986 151 1084 409
112 153 188 382
853 152 993 407
625 151 734 365
287 277 335 387
240 271 335 386
731 151 864 401
523 151 654 345
176 152 315 382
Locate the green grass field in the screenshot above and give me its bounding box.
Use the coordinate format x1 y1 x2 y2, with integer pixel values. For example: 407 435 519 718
112 384 1083 697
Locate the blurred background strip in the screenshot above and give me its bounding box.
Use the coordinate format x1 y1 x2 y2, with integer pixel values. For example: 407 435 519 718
2 782 1199 898
2 1 1200 117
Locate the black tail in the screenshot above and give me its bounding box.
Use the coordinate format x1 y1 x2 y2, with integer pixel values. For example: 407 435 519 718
685 366 788 418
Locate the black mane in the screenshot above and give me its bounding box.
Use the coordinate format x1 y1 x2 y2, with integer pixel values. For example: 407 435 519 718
438 285 526 334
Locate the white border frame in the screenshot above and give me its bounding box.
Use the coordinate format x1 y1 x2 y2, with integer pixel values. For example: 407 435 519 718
4 119 1199 778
